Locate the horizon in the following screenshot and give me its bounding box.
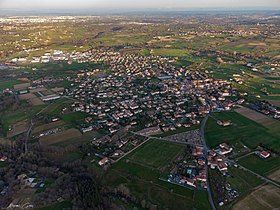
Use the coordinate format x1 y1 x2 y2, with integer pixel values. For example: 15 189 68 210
0 0 280 11
0 7 279 16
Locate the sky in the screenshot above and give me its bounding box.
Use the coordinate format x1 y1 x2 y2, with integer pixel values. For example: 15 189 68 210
0 0 279 10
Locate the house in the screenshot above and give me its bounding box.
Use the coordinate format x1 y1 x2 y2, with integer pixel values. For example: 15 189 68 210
217 162 228 173
259 151 270 159
0 156 7 162
219 148 233 155
208 160 218 169
186 178 196 188
217 120 232 127
98 157 110 166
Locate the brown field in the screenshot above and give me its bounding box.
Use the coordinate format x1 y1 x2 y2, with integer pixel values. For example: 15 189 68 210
29 87 48 93
268 169 280 182
232 184 280 210
248 42 267 46
0 138 12 146
267 100 280 107
235 106 280 128
19 93 36 100
29 97 44 106
51 87 64 93
32 120 65 134
147 37 176 44
273 55 280 60
39 128 81 145
7 122 28 138
14 83 30 91
18 93 44 106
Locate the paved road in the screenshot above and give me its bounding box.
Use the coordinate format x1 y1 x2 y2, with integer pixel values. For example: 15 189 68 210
200 115 216 210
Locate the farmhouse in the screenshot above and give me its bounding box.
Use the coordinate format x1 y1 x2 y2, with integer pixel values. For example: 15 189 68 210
217 120 232 127
258 151 270 159
98 157 109 166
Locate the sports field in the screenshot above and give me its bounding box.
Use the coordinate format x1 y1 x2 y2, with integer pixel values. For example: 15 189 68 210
127 139 184 169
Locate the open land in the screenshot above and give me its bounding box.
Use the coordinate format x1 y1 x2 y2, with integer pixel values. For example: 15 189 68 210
232 184 280 210
235 106 280 128
39 128 82 145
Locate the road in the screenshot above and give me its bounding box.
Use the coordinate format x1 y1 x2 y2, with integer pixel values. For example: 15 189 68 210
200 115 216 210
227 159 280 188
113 137 150 163
24 102 56 153
132 125 217 209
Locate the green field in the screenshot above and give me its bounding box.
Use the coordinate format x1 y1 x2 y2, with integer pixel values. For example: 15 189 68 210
105 140 211 210
227 166 263 194
0 110 28 136
151 48 190 57
0 80 22 91
40 98 72 116
127 139 184 169
238 154 280 176
205 111 280 150
62 111 89 128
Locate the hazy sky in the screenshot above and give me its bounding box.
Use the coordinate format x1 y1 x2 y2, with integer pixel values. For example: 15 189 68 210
0 0 279 10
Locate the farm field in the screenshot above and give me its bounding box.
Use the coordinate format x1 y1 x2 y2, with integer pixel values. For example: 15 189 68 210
40 98 72 116
232 184 280 210
238 154 280 176
150 48 190 57
7 121 28 138
39 128 82 145
267 99 280 107
227 166 264 195
268 168 280 183
1 111 28 136
32 120 65 134
0 80 22 91
235 106 280 129
105 139 211 210
205 111 280 151
19 93 44 106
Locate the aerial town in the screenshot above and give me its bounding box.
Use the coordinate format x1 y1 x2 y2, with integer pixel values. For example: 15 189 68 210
0 9 280 210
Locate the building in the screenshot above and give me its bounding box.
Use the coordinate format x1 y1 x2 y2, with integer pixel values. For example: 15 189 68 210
98 157 109 166
259 151 270 159
217 162 228 173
